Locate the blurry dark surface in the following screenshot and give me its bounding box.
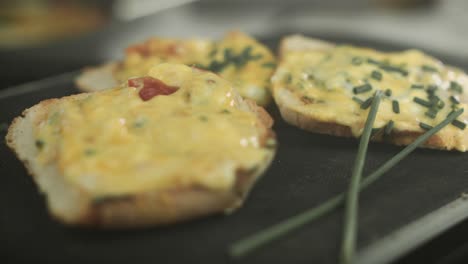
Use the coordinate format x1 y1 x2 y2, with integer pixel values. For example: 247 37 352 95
2 33 468 264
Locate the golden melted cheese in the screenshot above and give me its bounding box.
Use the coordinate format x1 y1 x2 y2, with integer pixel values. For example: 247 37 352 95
114 31 276 106
35 63 272 196
273 44 468 150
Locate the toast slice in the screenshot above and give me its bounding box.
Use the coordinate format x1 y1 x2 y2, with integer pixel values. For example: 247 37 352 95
76 31 276 106
6 63 276 228
272 35 468 151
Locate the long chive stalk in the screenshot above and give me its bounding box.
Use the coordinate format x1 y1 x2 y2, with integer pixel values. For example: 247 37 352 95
228 109 463 259
341 91 382 264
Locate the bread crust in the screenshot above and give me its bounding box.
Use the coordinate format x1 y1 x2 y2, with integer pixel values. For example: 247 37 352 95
273 35 454 151
6 91 276 228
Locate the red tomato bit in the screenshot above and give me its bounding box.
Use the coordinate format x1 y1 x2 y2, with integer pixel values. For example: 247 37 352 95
128 77 178 101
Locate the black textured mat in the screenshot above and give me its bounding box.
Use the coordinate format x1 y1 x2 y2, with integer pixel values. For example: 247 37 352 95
1 34 468 264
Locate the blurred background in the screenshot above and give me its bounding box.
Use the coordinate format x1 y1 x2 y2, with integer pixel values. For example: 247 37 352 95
1 0 468 263
0 0 467 88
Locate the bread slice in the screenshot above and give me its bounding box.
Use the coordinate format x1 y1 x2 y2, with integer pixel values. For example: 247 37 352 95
272 35 468 151
75 31 276 106
6 63 276 228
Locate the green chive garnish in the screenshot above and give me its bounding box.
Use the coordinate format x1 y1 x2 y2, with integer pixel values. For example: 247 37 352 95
360 96 374 109
450 96 460 105
384 120 394 135
421 65 438 72
341 91 382 264
35 139 45 150
353 84 372 94
262 62 276 68
84 149 96 156
413 97 432 108
419 122 433 130
452 120 466 130
227 109 463 259
366 58 381 65
427 85 438 94
379 65 408 76
199 115 208 122
450 81 463 94
425 109 438 119
371 70 382 81
352 96 364 105
351 57 363 65
411 84 424 89
385 89 392 97
392 100 400 114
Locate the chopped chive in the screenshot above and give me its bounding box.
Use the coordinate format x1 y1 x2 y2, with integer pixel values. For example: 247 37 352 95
452 119 466 130
427 85 438 93
371 70 382 81
425 109 438 119
353 84 372 94
262 62 276 68
392 100 400 114
378 64 408 76
436 100 445 109
221 109 231 114
450 81 463 94
84 149 96 156
384 120 394 135
366 58 381 65
199 115 208 122
450 96 460 105
385 89 392 97
351 57 363 65
35 139 45 150
411 84 424 89
413 97 432 108
360 96 374 109
341 91 382 264
421 65 438 72
419 122 433 130
227 109 463 259
352 96 364 105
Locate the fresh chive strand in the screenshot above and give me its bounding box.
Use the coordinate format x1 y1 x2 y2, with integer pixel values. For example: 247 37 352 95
353 84 372 94
360 96 374 109
392 100 400 114
352 96 364 105
371 70 382 81
341 91 382 264
452 119 466 130
413 97 432 108
385 89 392 97
450 96 460 105
384 120 394 135
419 122 433 130
227 109 464 259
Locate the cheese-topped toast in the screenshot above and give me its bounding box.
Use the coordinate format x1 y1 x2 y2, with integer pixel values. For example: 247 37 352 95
272 35 468 151
76 31 276 106
6 63 276 227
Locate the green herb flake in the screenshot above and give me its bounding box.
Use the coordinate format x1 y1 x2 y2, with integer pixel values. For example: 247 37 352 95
450 96 460 105
392 100 400 114
384 120 394 135
426 85 438 94
425 109 438 119
366 58 381 65
353 84 372 94
351 57 363 65
360 96 374 109
421 65 438 72
261 62 276 68
35 139 45 150
413 97 432 108
371 70 382 81
352 96 364 105
84 149 96 156
452 119 466 130
385 89 392 97
450 81 463 94
199 115 208 122
419 122 433 130
221 109 231 114
411 84 424 89
379 64 408 76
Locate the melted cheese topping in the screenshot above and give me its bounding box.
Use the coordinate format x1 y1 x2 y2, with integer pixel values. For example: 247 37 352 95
114 31 276 106
273 44 468 151
35 63 272 196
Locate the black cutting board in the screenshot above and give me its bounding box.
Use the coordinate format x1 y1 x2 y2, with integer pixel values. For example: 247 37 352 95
1 34 468 264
